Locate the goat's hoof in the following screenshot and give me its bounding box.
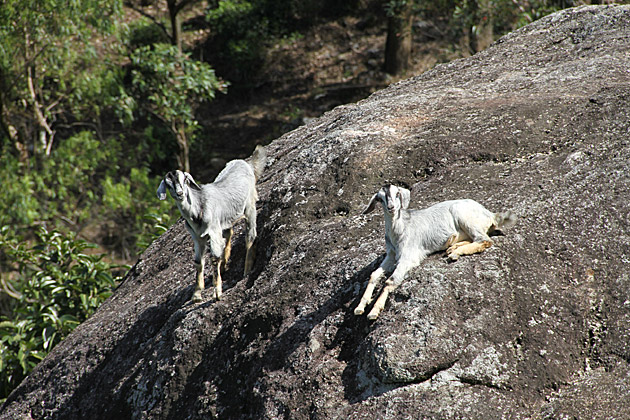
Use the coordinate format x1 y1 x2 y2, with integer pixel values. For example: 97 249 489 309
448 253 460 261
244 259 254 275
354 307 365 316
367 312 379 321
214 290 222 301
192 292 203 303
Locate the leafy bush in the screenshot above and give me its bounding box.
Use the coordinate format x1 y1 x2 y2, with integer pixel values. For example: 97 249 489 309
125 43 228 171
0 0 123 156
0 227 122 400
100 166 178 259
0 131 176 260
0 131 109 230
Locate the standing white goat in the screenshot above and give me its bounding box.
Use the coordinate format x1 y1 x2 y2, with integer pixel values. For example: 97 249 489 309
157 146 266 302
355 185 517 320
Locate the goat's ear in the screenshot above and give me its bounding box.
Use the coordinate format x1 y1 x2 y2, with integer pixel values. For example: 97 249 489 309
397 188 411 209
362 193 379 214
157 180 168 200
184 172 202 190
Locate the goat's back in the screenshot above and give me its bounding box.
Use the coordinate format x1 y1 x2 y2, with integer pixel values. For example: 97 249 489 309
203 160 257 224
214 160 255 185
400 199 495 251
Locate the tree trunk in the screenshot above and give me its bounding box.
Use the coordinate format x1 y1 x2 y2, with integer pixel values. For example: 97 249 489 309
464 0 480 55
384 1 413 75
167 0 182 51
174 122 189 172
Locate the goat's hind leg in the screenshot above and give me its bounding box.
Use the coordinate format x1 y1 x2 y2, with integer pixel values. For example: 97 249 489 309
445 233 472 259
222 228 233 271
243 204 257 275
446 240 472 258
447 229 493 261
214 258 223 300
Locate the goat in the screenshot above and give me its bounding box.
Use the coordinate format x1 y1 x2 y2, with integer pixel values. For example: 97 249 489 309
157 145 267 302
355 185 517 320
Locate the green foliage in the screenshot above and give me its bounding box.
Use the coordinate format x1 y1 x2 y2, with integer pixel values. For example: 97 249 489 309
0 227 122 399
128 43 227 127
206 0 258 33
100 167 178 258
126 17 171 50
0 131 109 229
124 43 228 170
0 131 176 259
0 0 123 154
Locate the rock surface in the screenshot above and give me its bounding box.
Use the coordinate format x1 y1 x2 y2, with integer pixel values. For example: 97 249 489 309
3 5 630 419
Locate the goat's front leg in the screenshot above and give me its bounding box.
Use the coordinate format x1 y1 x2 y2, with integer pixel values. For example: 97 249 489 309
355 252 396 316
367 258 417 321
192 238 207 303
354 267 384 316
206 228 226 300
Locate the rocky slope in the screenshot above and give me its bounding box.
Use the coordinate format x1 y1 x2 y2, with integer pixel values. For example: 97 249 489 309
3 5 630 419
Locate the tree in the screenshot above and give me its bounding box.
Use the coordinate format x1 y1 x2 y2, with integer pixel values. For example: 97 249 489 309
0 0 122 158
384 0 414 75
126 44 227 172
124 0 202 51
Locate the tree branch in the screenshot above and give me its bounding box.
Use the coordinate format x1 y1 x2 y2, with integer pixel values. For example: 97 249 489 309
123 1 173 44
26 65 55 155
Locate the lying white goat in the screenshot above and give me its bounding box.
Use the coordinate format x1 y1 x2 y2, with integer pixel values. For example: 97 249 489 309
355 185 517 320
157 146 266 302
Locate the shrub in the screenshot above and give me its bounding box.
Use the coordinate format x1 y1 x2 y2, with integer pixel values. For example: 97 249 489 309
100 166 178 259
0 227 122 400
0 131 108 231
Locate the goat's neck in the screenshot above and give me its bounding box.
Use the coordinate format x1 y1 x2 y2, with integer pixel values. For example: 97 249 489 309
383 209 406 242
176 187 204 226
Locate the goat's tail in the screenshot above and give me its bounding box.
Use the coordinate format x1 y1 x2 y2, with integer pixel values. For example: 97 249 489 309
248 145 267 181
493 211 518 231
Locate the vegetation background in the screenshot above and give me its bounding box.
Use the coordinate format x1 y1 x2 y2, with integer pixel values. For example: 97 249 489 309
0 0 623 401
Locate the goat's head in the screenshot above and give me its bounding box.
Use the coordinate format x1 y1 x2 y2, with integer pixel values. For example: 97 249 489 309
363 184 411 216
157 170 201 202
